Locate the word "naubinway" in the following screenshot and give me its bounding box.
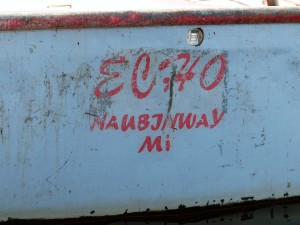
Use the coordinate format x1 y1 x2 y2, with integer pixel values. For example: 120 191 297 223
90 108 224 132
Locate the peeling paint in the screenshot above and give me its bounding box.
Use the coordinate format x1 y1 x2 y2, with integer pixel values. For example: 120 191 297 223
88 96 113 118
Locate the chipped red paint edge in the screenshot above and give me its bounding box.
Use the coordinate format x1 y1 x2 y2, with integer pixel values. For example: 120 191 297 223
0 8 300 31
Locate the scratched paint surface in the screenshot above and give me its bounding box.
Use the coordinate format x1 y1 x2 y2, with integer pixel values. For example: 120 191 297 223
0 24 300 220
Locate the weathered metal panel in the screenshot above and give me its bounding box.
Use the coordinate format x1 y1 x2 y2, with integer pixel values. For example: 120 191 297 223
0 22 300 220
1 8 300 31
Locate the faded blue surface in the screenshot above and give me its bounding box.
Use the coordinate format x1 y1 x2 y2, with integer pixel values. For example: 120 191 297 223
0 24 300 220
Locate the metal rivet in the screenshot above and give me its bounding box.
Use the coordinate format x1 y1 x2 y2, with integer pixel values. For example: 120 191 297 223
187 28 204 46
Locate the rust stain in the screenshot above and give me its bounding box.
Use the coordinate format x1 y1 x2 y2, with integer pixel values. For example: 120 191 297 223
1 9 300 31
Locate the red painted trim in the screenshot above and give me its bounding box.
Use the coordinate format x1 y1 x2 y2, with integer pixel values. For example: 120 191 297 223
0 8 300 31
